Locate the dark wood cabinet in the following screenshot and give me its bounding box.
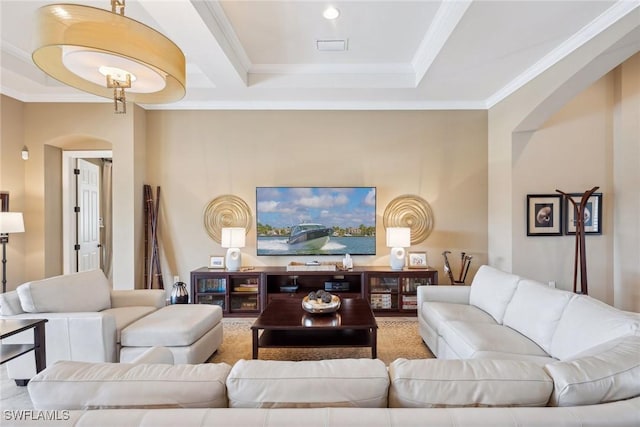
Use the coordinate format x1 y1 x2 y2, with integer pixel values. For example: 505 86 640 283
364 268 438 315
263 267 363 304
190 266 438 317
190 268 262 316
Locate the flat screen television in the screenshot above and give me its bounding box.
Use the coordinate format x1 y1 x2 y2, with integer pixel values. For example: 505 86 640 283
256 187 376 256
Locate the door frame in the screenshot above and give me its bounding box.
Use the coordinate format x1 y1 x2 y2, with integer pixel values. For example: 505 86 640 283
62 150 113 274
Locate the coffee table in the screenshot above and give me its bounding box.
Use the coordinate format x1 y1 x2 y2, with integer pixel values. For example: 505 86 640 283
1 318 48 385
251 298 377 359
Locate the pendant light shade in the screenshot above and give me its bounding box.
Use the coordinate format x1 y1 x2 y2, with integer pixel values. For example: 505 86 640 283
32 3 186 112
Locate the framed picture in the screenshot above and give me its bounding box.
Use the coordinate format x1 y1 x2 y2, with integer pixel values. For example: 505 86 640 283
209 255 225 269
565 193 602 235
408 252 428 268
527 194 563 236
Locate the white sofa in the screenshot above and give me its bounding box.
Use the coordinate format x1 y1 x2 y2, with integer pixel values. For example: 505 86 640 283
14 355 640 427
417 265 640 407
0 269 165 383
4 265 640 426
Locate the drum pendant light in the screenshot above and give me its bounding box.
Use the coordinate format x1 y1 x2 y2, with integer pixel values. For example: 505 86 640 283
32 1 186 113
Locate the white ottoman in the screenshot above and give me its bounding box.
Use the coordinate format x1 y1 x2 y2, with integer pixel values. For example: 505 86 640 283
120 304 223 364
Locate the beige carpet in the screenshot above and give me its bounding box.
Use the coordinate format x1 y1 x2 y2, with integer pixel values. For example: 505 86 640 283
210 317 433 365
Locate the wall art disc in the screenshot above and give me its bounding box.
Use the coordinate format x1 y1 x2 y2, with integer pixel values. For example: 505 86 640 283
203 195 252 243
383 194 434 245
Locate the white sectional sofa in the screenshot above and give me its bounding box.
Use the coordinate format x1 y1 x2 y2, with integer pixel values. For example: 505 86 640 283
0 269 223 383
0 269 166 384
417 265 640 407
3 265 639 426
13 355 640 427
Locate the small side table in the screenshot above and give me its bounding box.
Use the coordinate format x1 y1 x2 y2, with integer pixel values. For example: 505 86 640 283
1 318 48 386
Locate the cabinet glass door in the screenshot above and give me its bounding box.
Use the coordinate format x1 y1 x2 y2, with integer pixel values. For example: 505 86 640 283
369 276 399 310
229 276 260 313
194 276 226 309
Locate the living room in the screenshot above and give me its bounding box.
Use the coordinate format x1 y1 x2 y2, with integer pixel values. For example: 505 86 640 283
2 58 638 311
0 1 639 424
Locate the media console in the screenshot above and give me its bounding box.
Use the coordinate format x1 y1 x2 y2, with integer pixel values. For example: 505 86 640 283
190 266 438 317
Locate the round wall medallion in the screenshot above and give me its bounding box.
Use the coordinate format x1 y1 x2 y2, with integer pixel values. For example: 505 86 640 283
383 195 435 245
203 195 252 243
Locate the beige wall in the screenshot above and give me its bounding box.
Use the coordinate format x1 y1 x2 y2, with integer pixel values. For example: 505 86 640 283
0 101 144 290
512 74 615 302
145 110 489 286
489 52 640 310
0 96 26 289
613 54 640 310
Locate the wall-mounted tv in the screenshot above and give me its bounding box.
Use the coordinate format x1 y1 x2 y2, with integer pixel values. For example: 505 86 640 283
256 187 376 256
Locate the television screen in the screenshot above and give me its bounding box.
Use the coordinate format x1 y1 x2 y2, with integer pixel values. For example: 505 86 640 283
256 187 376 256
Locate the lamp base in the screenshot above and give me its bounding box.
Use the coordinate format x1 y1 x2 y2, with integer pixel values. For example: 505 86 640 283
389 247 406 271
225 248 242 272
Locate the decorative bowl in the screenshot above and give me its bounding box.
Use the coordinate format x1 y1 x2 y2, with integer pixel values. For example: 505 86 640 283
302 295 341 314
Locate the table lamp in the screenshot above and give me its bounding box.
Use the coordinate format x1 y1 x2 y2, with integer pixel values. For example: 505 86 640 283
0 212 25 293
221 227 245 272
386 227 410 270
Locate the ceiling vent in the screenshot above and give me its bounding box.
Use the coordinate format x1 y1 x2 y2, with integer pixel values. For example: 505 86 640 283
316 39 348 52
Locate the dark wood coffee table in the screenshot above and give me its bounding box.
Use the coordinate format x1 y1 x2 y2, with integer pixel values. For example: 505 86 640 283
1 318 48 385
251 298 377 359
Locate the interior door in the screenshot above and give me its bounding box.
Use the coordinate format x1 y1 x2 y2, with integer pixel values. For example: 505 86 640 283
76 158 101 272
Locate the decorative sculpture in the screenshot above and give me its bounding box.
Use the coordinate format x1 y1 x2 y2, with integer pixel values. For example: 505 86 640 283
203 195 252 243
144 185 163 290
383 194 434 245
555 186 599 295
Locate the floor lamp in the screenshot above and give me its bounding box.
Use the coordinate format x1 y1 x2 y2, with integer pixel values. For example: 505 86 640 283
0 212 25 293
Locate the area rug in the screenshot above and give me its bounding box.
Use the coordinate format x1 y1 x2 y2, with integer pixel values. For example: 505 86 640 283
209 317 433 365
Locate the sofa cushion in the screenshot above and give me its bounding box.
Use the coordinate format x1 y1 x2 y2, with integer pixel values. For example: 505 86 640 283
440 321 548 359
121 304 222 347
226 359 389 408
422 301 497 335
101 306 158 343
0 290 25 315
17 269 111 313
549 295 640 360
468 265 519 323
28 360 231 409
545 336 640 407
503 280 574 353
389 358 553 408
472 351 555 365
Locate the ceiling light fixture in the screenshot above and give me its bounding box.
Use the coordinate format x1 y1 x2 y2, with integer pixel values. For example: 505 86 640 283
323 6 340 20
32 0 186 114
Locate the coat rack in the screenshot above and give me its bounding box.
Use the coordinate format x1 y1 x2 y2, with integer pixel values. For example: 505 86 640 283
555 186 599 295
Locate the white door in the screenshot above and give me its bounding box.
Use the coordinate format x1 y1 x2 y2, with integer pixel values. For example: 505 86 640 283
76 159 101 271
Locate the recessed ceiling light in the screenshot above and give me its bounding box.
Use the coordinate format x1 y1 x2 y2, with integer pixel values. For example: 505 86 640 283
323 6 340 20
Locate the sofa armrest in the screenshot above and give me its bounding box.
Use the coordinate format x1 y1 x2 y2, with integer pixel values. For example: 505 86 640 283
417 285 471 309
3 312 118 381
110 290 166 309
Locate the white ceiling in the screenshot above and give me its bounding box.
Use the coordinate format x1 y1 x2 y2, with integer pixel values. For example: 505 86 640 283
1 0 638 110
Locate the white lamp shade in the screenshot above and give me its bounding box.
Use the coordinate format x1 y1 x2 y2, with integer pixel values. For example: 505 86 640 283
386 227 410 248
0 212 25 234
221 227 246 248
